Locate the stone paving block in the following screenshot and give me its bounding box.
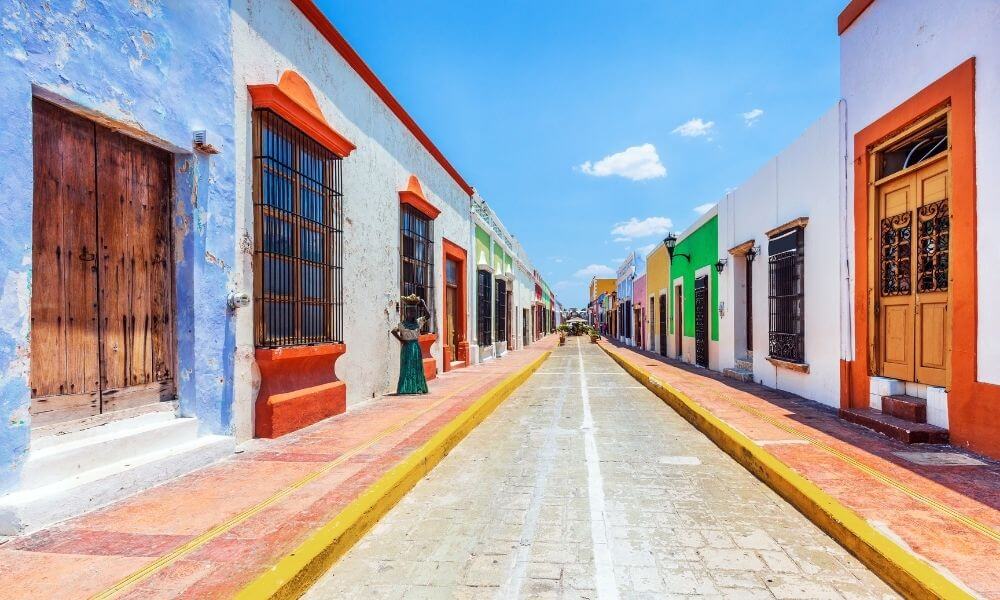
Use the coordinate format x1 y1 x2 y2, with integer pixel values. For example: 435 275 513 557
305 339 896 599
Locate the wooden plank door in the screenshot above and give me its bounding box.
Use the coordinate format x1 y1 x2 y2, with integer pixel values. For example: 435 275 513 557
30 99 102 426
30 99 174 428
876 154 950 387
913 159 950 387
877 172 916 381
96 126 174 412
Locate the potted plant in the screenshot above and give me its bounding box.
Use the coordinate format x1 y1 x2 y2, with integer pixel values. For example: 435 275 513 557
557 323 569 346
588 326 600 344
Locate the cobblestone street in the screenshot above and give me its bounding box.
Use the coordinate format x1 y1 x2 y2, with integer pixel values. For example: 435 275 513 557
307 339 896 599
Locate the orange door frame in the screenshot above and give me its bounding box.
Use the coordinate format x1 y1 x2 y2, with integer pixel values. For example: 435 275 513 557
844 58 998 458
442 238 469 371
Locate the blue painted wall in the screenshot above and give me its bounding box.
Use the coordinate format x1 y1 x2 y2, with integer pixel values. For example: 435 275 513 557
0 0 236 493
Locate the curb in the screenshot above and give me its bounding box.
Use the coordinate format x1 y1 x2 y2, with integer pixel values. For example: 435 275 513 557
237 350 553 600
598 342 971 600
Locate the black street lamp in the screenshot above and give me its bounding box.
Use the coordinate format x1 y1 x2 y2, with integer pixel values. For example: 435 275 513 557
714 258 728 274
664 233 690 263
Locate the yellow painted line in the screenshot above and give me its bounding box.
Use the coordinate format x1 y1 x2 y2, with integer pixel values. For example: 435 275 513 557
91 355 544 600
236 349 551 600
714 389 1000 544
599 343 974 600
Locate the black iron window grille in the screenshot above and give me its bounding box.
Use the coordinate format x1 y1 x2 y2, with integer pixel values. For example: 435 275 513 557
476 270 492 347
400 205 435 332
252 109 343 347
495 278 507 343
767 227 805 363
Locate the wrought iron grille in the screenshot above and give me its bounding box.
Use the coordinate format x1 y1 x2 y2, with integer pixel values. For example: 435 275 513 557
476 270 492 347
917 199 949 293
400 205 435 332
880 212 912 296
768 229 805 363
253 109 343 347
694 276 709 367
495 278 507 343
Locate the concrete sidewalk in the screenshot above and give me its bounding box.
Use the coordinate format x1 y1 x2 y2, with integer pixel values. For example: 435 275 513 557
601 339 1000 599
0 337 555 599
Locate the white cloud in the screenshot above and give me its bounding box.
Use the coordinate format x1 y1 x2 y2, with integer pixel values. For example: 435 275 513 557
573 264 615 279
672 118 715 138
693 202 715 215
637 242 657 256
578 143 666 181
610 216 673 240
742 108 764 126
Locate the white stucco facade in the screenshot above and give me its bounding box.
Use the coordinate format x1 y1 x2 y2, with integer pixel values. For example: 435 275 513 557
840 0 1000 385
230 1 473 440
717 104 847 408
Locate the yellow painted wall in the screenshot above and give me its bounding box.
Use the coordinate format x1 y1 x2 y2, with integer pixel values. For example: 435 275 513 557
589 278 615 302
645 245 670 351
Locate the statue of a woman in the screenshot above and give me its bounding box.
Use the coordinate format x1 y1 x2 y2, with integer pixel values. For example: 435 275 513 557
391 294 430 395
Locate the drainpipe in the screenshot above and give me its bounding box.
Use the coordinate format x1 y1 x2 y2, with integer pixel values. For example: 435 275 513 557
838 99 854 365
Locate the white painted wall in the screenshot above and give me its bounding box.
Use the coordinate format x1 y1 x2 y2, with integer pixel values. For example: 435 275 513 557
717 104 846 408
230 1 472 440
841 0 1000 384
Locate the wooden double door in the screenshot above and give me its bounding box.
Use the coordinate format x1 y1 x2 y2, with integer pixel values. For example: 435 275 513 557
875 154 951 388
30 99 175 427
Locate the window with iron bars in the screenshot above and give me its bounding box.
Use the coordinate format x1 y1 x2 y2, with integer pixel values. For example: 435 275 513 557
495 278 507 343
767 227 805 363
400 205 435 333
252 109 343 347
476 270 493 347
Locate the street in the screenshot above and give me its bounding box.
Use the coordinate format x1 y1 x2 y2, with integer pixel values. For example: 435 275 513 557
306 338 896 599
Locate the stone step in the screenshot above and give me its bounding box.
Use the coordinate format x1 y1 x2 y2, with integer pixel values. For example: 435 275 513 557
840 408 949 445
881 394 927 423
0 429 233 535
723 368 753 383
21 415 200 490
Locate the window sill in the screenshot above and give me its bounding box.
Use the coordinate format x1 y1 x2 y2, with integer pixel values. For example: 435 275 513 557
766 356 809 373
256 343 347 362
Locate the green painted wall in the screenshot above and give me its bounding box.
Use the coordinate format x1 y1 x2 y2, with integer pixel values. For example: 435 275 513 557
474 225 491 268
504 253 513 276
669 215 719 341
492 243 504 273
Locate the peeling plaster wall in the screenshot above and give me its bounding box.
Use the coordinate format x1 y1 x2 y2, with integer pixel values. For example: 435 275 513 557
230 0 472 440
0 1 236 492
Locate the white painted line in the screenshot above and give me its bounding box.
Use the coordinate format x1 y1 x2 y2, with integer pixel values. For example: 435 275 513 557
657 456 702 465
500 352 568 598
578 339 619 600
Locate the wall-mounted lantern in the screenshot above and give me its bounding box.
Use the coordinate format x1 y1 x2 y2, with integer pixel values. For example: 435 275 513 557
664 233 690 263
714 258 728 274
745 245 761 263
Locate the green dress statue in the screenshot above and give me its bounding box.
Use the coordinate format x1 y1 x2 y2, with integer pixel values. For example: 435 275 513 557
392 300 429 395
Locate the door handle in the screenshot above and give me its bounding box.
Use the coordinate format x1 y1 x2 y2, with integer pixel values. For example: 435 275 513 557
79 247 96 262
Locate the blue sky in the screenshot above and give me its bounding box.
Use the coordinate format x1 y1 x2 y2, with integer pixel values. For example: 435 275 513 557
318 0 844 308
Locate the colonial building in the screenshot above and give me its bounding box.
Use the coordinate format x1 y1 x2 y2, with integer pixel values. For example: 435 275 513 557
0 1 237 533
0 0 556 534
664 208 720 370
838 0 999 458
716 105 847 409
645 242 671 356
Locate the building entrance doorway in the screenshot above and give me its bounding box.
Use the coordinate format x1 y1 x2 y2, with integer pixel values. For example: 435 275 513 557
674 286 683 357
694 275 709 368
30 98 175 427
873 115 951 387
658 294 667 356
